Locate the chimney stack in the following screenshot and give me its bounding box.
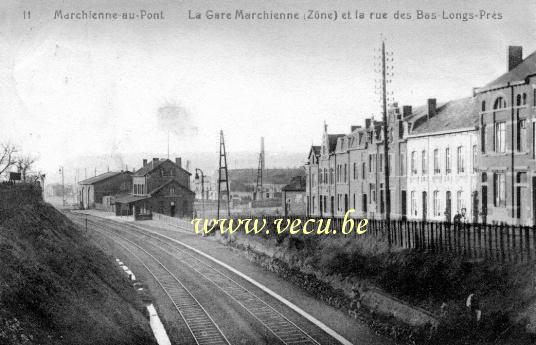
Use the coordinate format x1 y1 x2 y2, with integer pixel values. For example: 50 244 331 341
508 46 523 71
175 157 182 168
365 118 372 128
143 159 147 166
427 98 437 119
402 105 412 118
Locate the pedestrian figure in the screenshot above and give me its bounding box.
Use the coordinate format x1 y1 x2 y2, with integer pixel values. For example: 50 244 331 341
453 211 462 224
466 293 482 322
440 302 448 317
460 208 467 223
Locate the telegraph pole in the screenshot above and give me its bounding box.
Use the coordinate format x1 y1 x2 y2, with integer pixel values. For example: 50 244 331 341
375 37 395 236
59 166 65 207
217 130 231 219
381 40 391 226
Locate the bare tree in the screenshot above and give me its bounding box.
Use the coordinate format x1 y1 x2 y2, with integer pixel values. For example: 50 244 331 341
0 143 17 177
16 155 37 181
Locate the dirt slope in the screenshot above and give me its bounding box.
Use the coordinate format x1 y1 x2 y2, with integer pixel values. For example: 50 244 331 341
0 199 156 345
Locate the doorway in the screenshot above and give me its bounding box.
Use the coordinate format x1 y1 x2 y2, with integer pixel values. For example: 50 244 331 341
170 201 176 217
472 191 479 223
481 186 487 224
401 190 407 221
445 191 452 222
422 191 427 222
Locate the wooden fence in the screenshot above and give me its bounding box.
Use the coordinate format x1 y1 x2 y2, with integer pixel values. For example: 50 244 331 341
228 215 536 263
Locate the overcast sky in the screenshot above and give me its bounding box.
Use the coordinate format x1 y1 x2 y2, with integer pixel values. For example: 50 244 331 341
1 0 535 182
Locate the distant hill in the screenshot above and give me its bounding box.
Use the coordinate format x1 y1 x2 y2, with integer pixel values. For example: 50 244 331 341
227 168 305 185
52 151 307 184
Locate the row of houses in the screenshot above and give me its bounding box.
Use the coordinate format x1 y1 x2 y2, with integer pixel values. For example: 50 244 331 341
78 157 194 219
306 45 536 226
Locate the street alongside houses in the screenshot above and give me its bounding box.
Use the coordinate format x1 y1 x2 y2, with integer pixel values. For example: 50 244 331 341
306 45 536 226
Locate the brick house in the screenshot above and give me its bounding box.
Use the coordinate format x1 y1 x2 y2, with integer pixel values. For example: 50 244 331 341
115 157 194 218
475 46 536 225
282 175 306 216
78 171 132 210
306 102 412 220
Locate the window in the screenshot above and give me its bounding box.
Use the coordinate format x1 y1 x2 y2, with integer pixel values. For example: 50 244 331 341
421 150 427 175
433 149 440 174
353 162 357 180
534 123 536 159
445 148 451 174
379 153 383 172
517 94 522 107
330 168 334 184
481 125 486 153
456 191 464 212
493 97 506 109
362 162 366 179
344 163 347 182
481 100 486 112
494 173 506 207
523 93 527 105
433 190 440 216
457 146 464 173
411 151 417 175
370 184 376 203
400 154 405 176
517 119 527 152
369 155 373 173
169 186 175 195
472 145 478 173
411 191 417 216
495 122 506 152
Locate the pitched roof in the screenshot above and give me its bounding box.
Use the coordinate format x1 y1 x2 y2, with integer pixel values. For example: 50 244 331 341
134 158 191 177
149 179 195 195
308 145 321 158
78 171 129 185
114 194 150 204
485 51 536 88
410 97 477 135
282 175 306 192
328 134 345 153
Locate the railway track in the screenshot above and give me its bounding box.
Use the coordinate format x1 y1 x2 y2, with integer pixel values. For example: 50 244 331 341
70 216 231 345
69 213 324 345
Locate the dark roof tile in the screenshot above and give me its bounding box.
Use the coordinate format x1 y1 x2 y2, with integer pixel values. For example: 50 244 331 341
411 97 477 135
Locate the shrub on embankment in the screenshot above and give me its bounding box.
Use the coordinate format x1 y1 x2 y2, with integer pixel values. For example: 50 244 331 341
0 196 156 345
225 229 536 344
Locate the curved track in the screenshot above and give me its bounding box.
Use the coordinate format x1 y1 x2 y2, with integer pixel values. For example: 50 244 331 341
68 213 337 345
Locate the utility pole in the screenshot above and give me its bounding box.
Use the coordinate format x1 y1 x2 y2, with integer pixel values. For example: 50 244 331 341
375 37 395 238
167 130 170 160
217 130 231 219
195 168 205 219
255 137 265 200
59 166 65 207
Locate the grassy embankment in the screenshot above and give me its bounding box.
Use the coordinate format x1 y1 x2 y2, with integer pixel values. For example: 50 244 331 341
0 195 156 345
223 225 536 345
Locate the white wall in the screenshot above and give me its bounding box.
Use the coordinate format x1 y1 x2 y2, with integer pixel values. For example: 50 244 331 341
406 130 478 222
